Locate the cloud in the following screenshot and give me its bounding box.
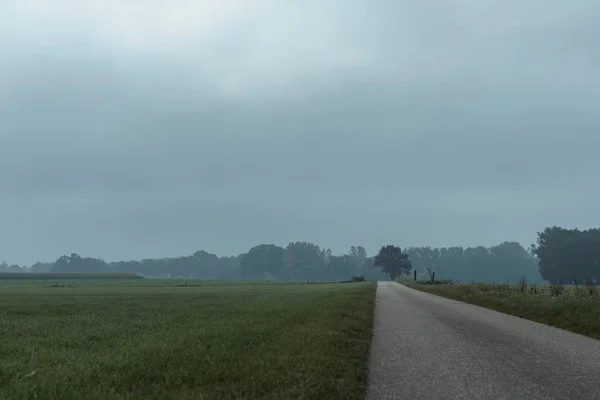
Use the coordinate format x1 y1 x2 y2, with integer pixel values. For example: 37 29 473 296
1 0 599 264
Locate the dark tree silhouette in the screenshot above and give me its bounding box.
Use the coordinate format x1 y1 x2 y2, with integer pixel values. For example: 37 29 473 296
2 238 549 282
374 245 412 280
534 226 600 284
239 244 284 279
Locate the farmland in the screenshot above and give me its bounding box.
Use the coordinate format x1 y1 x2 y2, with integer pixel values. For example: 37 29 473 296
0 280 376 399
0 272 143 280
404 280 600 339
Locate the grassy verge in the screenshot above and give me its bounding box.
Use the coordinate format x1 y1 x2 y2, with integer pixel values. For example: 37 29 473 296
403 281 600 340
0 280 376 399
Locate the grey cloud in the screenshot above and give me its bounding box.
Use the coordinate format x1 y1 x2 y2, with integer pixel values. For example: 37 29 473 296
1 1 599 264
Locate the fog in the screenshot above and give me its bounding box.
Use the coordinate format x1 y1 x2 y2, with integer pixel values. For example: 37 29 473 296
2 1 599 265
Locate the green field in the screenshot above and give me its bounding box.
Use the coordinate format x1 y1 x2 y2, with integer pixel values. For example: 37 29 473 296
0 280 376 399
404 281 600 339
0 272 144 280
0 279 302 291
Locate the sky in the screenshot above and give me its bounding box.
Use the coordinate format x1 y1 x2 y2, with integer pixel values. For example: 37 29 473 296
1 0 600 265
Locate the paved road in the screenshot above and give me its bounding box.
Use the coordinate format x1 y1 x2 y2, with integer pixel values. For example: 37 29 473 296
366 281 600 400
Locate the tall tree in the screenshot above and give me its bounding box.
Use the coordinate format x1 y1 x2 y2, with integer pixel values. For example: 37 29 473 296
374 245 412 280
29 262 54 273
325 255 354 281
283 242 327 280
239 244 284 279
534 226 600 284
348 246 368 275
51 253 108 273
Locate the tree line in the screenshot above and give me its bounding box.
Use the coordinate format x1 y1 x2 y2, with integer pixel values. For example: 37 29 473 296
4 225 597 282
533 226 600 284
405 241 543 283
1 239 549 283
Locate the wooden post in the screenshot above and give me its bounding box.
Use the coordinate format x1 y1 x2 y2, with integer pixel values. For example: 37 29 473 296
431 272 436 284
414 270 417 281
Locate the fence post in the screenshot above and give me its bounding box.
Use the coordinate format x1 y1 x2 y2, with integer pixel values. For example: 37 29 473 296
431 272 436 284
413 271 417 281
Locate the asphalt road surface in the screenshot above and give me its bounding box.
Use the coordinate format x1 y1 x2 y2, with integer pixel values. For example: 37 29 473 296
366 281 600 400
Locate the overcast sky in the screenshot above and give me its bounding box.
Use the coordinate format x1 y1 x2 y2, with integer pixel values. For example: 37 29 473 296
2 1 599 264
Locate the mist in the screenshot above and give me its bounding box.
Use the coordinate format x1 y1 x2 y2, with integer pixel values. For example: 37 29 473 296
2 1 599 266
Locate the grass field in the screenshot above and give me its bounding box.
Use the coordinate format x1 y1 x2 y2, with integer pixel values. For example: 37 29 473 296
0 280 376 399
0 272 143 280
404 280 600 339
0 279 303 291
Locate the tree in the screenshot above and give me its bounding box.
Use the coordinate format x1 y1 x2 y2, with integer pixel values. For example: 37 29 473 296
30 262 54 273
374 245 412 280
239 244 284 279
283 242 328 280
325 255 354 281
405 246 440 278
405 243 543 283
348 246 368 275
51 253 108 273
535 226 600 284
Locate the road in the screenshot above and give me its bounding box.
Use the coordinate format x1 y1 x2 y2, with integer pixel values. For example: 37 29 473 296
366 281 600 400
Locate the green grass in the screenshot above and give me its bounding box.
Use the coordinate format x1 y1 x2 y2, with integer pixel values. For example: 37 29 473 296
0 279 302 290
404 280 600 339
0 272 143 280
0 280 376 399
